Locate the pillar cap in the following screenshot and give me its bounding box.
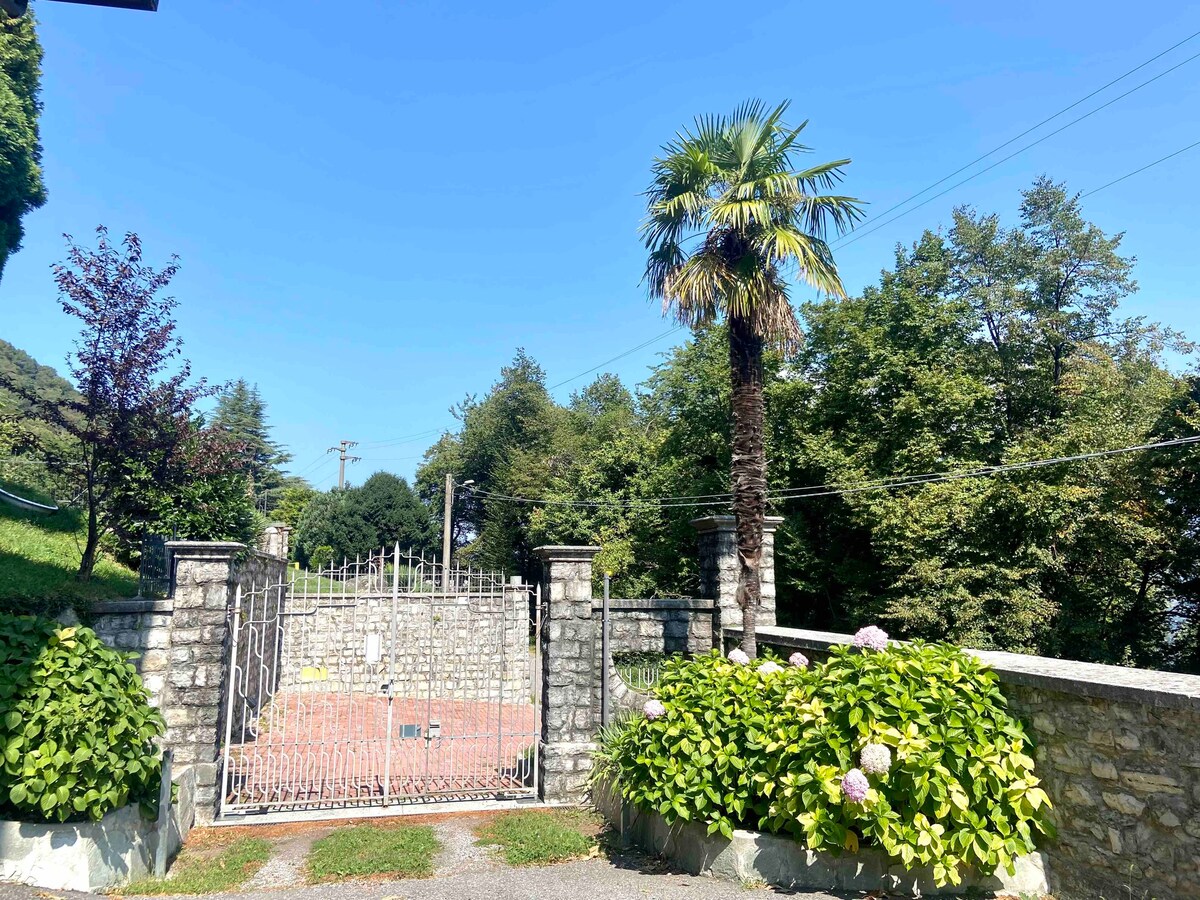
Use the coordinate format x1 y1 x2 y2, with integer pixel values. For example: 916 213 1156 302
690 515 784 534
166 540 245 560
534 545 602 563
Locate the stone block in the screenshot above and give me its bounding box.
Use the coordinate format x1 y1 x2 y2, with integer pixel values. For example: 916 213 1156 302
1102 792 1147 817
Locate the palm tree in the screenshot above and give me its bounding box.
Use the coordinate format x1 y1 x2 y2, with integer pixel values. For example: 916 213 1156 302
643 100 863 657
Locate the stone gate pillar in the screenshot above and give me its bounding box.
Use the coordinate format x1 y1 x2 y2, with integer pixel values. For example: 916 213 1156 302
534 545 601 803
161 541 245 823
691 515 783 646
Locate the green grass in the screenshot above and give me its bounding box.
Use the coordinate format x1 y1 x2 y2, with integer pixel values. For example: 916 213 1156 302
0 503 138 612
475 809 601 866
305 824 440 883
125 837 272 895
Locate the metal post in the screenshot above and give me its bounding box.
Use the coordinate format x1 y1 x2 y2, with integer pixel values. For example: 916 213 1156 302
382 544 399 804
153 748 173 877
218 585 243 818
441 473 454 588
601 572 611 727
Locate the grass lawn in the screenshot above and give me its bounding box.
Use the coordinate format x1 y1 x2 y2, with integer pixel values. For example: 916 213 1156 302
0 503 137 612
306 823 440 882
125 836 272 895
475 809 602 866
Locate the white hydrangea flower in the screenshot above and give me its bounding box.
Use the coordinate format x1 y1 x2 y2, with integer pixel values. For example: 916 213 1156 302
859 743 892 775
727 648 750 665
758 661 782 675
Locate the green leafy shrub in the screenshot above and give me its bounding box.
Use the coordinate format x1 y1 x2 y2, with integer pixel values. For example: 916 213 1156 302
599 641 1054 887
0 614 165 822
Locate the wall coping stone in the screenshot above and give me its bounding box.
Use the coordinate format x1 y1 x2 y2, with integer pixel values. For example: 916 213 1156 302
733 624 1200 713
534 545 601 562
92 598 174 615
165 540 244 560
593 598 714 613
690 515 783 534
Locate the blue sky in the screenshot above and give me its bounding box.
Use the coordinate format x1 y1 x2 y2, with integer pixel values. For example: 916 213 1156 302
3 0 1198 489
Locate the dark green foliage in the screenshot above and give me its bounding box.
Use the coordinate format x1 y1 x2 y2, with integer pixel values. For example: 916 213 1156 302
212 379 293 513
0 9 44 279
0 614 164 822
419 177 1199 668
293 472 434 567
0 339 76 500
602 646 1053 888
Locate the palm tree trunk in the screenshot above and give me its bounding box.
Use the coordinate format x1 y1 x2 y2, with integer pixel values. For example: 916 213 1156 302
728 312 766 658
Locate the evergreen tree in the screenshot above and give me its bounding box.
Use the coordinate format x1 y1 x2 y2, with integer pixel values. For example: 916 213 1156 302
212 379 292 511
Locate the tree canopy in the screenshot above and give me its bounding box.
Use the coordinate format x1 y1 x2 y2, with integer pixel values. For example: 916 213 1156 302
417 178 1200 671
0 9 44 279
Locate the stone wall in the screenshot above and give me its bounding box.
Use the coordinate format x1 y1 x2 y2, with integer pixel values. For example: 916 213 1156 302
91 599 174 708
274 590 529 704
595 598 713 714
733 624 1200 900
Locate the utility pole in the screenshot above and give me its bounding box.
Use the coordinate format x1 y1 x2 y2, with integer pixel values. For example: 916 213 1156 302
441 473 454 586
328 440 360 490
440 474 473 588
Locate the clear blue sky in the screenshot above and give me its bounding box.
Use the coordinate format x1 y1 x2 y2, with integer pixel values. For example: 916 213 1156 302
3 0 1197 489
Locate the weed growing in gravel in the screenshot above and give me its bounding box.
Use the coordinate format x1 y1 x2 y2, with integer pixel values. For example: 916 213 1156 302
126 837 272 895
475 809 600 866
306 824 439 882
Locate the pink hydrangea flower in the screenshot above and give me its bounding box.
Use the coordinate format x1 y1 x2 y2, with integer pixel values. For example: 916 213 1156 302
851 625 889 651
727 648 750 665
841 768 870 803
859 743 892 775
758 661 782 675
788 651 809 668
643 699 666 720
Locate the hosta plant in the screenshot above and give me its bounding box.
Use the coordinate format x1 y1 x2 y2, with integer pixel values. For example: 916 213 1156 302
0 614 165 822
597 641 1054 887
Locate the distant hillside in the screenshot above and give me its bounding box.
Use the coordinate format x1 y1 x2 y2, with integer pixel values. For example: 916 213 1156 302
0 339 78 498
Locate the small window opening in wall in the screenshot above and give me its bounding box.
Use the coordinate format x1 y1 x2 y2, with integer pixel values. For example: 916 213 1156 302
398 724 421 739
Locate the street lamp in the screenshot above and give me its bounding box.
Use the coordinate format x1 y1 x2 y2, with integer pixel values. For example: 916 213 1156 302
1 1 159 15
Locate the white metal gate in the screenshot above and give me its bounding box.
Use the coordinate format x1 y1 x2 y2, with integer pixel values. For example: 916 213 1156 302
219 546 540 817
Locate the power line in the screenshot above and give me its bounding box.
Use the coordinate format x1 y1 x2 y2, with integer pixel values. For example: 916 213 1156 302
1081 138 1200 197
832 42 1200 251
548 326 686 390
464 435 1200 509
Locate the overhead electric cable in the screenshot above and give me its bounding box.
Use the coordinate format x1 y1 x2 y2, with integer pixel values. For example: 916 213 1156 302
832 44 1200 250
465 435 1200 509
1081 138 1200 197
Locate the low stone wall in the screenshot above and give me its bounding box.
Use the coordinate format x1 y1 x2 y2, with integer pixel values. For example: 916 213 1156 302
0 765 196 892
731 624 1200 900
276 591 530 704
595 598 713 714
91 598 174 708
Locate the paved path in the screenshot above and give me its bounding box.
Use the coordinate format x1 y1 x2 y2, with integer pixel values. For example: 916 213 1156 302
0 815 849 900
0 855 847 900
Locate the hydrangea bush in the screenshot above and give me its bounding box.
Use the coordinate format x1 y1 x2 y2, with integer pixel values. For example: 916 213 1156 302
596 639 1054 888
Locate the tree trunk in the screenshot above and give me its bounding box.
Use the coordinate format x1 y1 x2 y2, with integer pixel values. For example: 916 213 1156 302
77 473 98 583
728 312 766 658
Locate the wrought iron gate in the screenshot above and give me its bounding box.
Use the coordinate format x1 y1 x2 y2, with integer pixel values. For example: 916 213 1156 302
219 546 540 816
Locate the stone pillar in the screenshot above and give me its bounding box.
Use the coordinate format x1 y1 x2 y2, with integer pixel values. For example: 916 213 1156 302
162 541 244 824
691 515 783 646
259 523 290 560
535 544 601 804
